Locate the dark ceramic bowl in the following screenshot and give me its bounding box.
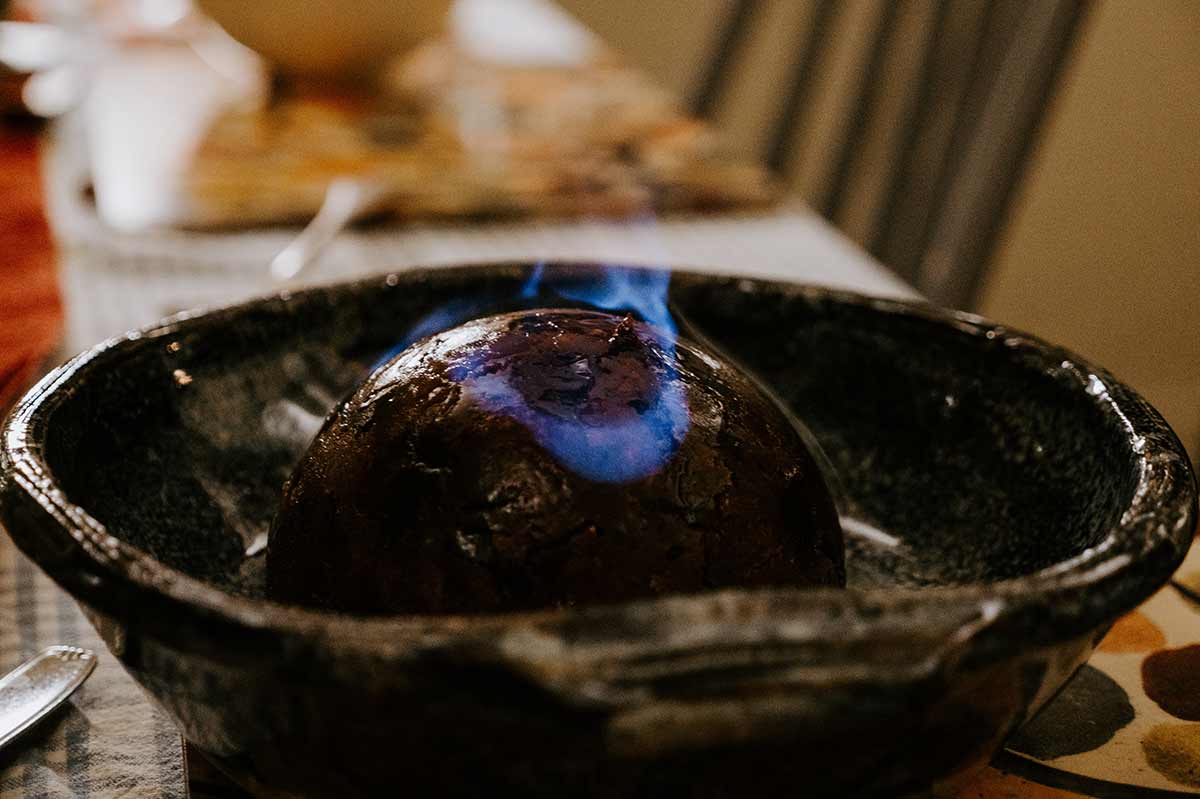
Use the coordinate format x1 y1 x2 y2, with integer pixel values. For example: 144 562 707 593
1 264 1195 798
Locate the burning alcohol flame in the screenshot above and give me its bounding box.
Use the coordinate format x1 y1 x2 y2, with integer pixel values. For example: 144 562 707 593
519 262 677 340
395 263 688 483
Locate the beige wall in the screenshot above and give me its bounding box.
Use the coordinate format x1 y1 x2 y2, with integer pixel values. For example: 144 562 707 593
560 0 1200 460
979 0 1200 460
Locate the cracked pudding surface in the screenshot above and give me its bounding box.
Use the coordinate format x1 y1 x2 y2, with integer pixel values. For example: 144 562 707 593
268 308 844 615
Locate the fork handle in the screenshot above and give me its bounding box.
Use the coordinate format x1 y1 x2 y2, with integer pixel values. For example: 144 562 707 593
269 177 388 282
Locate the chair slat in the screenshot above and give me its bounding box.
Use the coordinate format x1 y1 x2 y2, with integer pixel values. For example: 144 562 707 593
685 0 1088 309
765 0 841 175
872 0 994 284
818 0 901 218
710 1 826 163
690 0 762 118
830 1 941 247
786 0 882 201
919 0 1090 308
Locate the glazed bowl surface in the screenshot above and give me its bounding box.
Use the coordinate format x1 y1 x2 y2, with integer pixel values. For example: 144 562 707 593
194 0 453 79
1 263 1194 797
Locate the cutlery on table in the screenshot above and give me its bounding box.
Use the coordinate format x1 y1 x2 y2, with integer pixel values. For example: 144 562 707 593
269 177 389 282
0 646 96 752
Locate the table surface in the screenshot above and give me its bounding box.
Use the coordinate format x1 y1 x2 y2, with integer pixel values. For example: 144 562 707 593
3 1 1199 797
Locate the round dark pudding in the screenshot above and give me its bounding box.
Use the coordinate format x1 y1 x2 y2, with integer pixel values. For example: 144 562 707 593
268 308 844 614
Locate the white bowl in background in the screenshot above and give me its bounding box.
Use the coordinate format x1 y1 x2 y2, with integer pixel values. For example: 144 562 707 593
194 0 454 79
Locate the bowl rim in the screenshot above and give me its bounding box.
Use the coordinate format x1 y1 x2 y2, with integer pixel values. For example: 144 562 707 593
2 263 1195 677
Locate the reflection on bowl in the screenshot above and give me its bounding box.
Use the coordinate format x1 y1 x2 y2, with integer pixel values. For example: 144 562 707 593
1 264 1195 797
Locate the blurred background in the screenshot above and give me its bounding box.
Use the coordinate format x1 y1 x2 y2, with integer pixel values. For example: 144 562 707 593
565 0 1200 460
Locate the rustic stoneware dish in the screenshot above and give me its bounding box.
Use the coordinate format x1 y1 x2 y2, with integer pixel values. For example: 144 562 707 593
1 264 1195 797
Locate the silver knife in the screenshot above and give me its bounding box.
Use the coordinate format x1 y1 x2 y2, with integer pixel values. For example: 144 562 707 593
0 646 97 751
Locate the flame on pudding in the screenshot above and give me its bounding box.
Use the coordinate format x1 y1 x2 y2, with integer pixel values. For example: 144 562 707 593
269 304 846 614
388 264 689 483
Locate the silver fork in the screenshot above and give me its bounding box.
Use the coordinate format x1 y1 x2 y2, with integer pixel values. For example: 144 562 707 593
268 177 390 282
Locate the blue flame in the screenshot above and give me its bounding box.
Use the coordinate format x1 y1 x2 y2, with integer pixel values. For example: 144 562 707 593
393 263 687 483
463 344 689 484
519 262 544 299
395 295 496 352
552 265 677 340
